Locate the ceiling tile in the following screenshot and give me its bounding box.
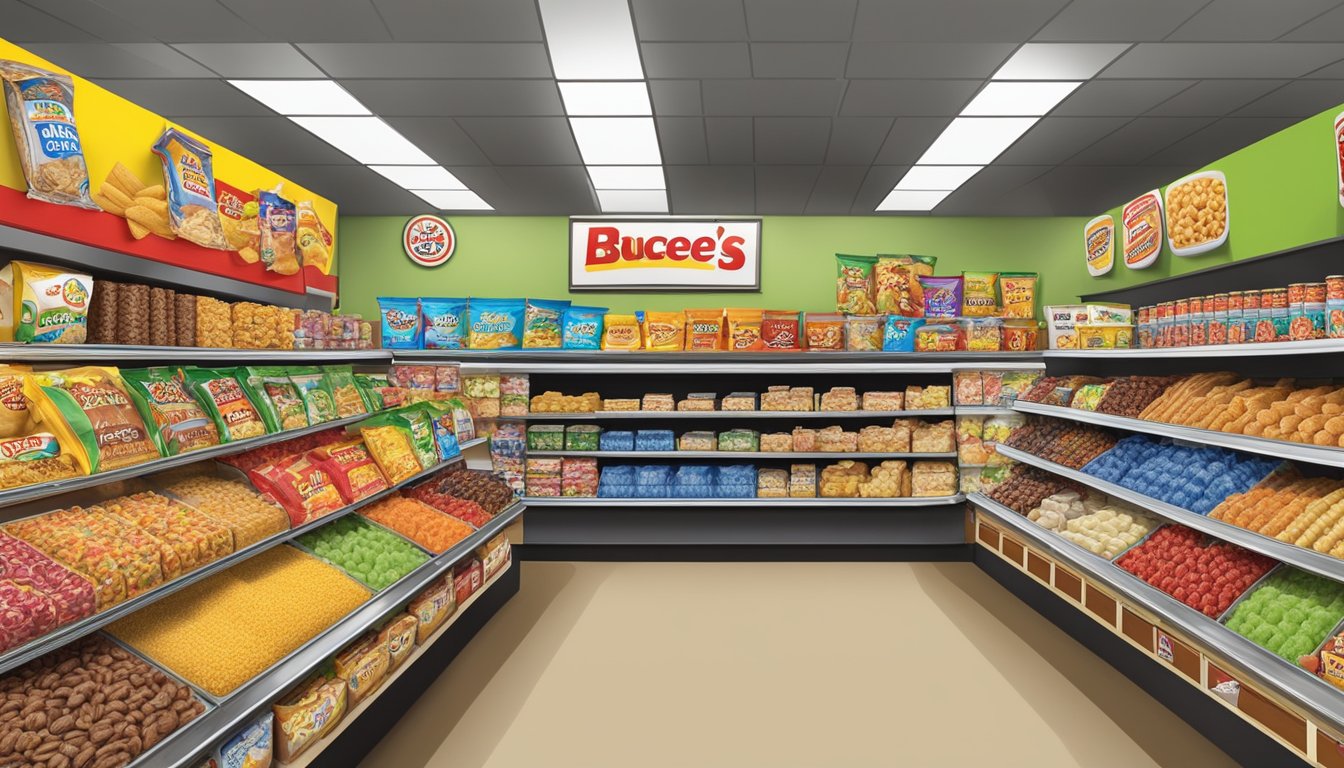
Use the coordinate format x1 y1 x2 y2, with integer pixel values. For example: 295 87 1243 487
1233 80 1344 116
455 117 581 165
219 0 390 42
641 43 752 79
873 117 950 164
657 117 708 164
850 165 908 212
632 0 747 41
1099 43 1344 78
705 117 754 163
1026 165 1195 214
825 117 892 165
340 79 562 115
83 0 264 42
171 43 324 77
750 43 849 78
94 79 271 117
19 0 160 42
298 42 551 77
840 80 980 117
666 166 754 213
995 116 1131 164
439 166 511 204
1166 0 1340 42
268 164 430 214
1280 3 1344 40
1053 79 1195 116
935 165 1053 214
846 42 1014 78
754 117 830 163
853 0 1070 42
169 116 357 164
372 0 543 41
743 0 857 41
649 81 702 116
1 1 96 42
1064 116 1216 165
1144 116 1301 165
1305 58 1344 77
21 42 215 78
1145 79 1288 116
1033 0 1206 41
805 166 867 213
755 166 821 214
701 79 844 116
492 167 596 214
381 117 491 165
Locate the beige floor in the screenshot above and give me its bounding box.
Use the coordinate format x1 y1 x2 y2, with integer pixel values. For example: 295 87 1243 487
361 561 1238 768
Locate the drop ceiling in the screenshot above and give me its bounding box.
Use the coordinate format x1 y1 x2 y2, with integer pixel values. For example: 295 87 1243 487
7 0 1344 216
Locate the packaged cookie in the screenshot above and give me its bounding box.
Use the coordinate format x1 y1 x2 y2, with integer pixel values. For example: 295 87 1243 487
87 280 117 345
421 298 468 350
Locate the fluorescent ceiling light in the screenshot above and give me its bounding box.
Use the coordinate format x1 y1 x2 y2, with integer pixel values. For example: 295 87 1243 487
569 117 661 165
290 116 433 164
961 81 1080 116
538 0 643 80
596 189 669 213
875 189 953 212
368 165 465 189
992 43 1130 80
412 189 493 211
895 166 984 191
559 82 652 116
587 166 665 189
228 79 368 115
915 117 1037 165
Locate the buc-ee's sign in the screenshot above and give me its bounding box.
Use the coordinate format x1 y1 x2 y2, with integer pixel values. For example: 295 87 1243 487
569 218 762 291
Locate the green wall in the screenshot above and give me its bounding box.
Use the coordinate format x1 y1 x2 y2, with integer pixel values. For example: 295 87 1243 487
336 102 1344 320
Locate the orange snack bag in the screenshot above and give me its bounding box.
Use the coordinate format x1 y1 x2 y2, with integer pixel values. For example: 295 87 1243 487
642 311 685 351
725 308 764 351
685 309 725 351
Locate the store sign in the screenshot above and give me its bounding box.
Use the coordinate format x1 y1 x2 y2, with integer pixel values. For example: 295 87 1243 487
403 214 455 268
569 218 762 291
1121 191 1162 270
1084 214 1114 277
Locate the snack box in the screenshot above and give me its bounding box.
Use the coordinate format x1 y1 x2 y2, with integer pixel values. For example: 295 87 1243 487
1045 305 1088 350
1077 324 1134 349
1087 303 1133 325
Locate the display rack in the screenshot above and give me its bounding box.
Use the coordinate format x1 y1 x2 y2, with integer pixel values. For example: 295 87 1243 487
510 409 953 420
953 405 1020 416
525 451 959 459
0 343 392 364
522 495 964 507
395 350 1046 366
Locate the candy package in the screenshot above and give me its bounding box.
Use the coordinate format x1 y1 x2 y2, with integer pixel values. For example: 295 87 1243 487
601 313 642 350
761 310 800 351
961 272 999 317
685 308 725 351
522 298 569 348
725 308 764 351
643 311 685 351
835 254 877 314
378 297 422 349
883 317 924 352
468 298 524 349
918 276 963 319
1000 273 1039 319
421 298 468 350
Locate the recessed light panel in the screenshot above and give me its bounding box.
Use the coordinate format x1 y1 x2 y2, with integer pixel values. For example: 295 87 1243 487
875 189 953 211
596 189 669 213
228 80 368 115
992 43 1130 80
368 165 466 189
559 82 652 116
961 81 1080 116
538 0 644 80
914 117 1038 165
569 117 662 165
587 166 666 189
895 166 985 191
289 116 435 165
412 189 494 211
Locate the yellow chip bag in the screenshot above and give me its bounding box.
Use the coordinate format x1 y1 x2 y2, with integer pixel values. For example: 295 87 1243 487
1000 273 1039 319
601 313 642 351
643 311 685 351
725 308 764 351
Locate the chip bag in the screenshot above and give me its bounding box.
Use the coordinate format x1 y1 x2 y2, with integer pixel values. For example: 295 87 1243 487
257 189 300 275
467 298 524 350
761 310 800 351
151 127 230 249
643 311 685 351
961 272 999 317
414 401 461 459
522 298 569 348
835 254 877 314
420 298 468 350
27 366 161 473
682 309 724 351
398 406 440 469
296 200 333 274
0 61 96 208
122 367 220 455
215 179 260 260
289 366 338 425
883 317 925 352
378 297 422 349
0 260 91 344
1000 273 1039 319
0 366 83 488
918 276 963 319
601 313 642 350
249 453 344 526
725 308 764 351
360 414 424 484
308 439 389 503
562 306 606 350
239 365 309 433
804 312 844 350
182 367 268 441
874 257 924 317
323 365 368 419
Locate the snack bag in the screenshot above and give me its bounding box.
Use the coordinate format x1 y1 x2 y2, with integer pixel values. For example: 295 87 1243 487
601 313 642 350
215 179 260 263
0 366 83 488
183 367 268 441
122 367 220 455
522 298 569 348
0 61 96 208
289 366 338 424
257 189 300 275
150 128 231 249
334 633 390 706
918 276 963 319
416 401 461 459
804 312 844 350
725 308 764 351
380 614 419 671
378 297 422 349
883 317 924 352
643 311 685 351
874 257 924 317
845 315 883 351
1000 273 1039 319
835 254 877 314
914 322 964 352
323 365 368 419
421 298 468 350
360 413 424 483
273 673 347 763
684 309 725 351
355 373 389 412
961 272 999 317
250 453 344 526
0 260 91 343
468 298 524 349
309 439 389 503
296 200 333 274
239 366 309 432
399 406 440 468
761 310 800 351
27 366 161 472
562 306 606 350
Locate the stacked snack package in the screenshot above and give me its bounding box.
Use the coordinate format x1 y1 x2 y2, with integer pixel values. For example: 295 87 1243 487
490 421 526 497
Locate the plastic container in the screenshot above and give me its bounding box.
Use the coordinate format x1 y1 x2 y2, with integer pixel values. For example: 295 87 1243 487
1165 170 1229 257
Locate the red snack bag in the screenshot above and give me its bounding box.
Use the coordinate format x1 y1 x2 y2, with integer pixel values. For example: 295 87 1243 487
453 559 483 604
308 439 390 503
761 310 801 351
249 454 345 526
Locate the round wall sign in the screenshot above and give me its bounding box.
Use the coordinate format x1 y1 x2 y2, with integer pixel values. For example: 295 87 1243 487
402 214 456 267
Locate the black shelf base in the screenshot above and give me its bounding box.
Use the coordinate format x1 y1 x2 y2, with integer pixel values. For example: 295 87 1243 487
517 543 973 562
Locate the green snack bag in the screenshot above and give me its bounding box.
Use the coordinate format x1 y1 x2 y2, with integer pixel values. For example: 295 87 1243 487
121 367 221 455
396 406 438 468
355 374 387 412
239 366 309 433
322 365 368 419
835 254 877 314
289 366 338 424
182 367 269 442
410 401 460 460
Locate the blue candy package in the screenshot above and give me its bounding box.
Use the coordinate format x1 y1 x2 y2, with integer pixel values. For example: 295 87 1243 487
421 297 468 349
562 306 608 350
377 297 422 348
468 298 525 349
883 316 925 352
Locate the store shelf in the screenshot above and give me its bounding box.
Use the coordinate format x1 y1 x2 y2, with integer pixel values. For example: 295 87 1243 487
146 499 525 768
0 343 392 364
509 409 954 420
396 349 1044 367
953 405 1021 415
1013 400 1344 469
969 492 1344 740
522 495 964 507
1043 339 1344 359
525 450 958 459
0 437 486 675
993 443 1344 586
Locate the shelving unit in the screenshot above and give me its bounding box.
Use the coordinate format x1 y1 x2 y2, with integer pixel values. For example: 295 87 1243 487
523 495 964 507
953 405 1021 416
510 409 954 420
525 451 958 459
0 343 392 364
1043 339 1344 359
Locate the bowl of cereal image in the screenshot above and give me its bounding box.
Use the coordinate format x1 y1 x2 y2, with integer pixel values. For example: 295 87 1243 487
1165 169 1229 257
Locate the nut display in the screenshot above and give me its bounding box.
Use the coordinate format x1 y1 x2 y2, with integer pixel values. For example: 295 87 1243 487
1004 421 1117 469
1095 376 1178 419
987 465 1083 514
1209 472 1344 556
421 469 515 515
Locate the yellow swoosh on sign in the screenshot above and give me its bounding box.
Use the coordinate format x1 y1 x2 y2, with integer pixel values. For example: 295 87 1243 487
584 260 715 272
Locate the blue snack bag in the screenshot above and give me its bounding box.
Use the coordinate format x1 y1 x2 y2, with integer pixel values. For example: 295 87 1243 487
378 297 422 348
468 298 525 349
883 316 924 352
562 306 608 350
421 297 468 349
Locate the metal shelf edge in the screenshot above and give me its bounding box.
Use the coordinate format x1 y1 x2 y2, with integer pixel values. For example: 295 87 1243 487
0 344 392 363
520 495 965 507
507 409 955 420
523 451 958 459
1041 339 1344 359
